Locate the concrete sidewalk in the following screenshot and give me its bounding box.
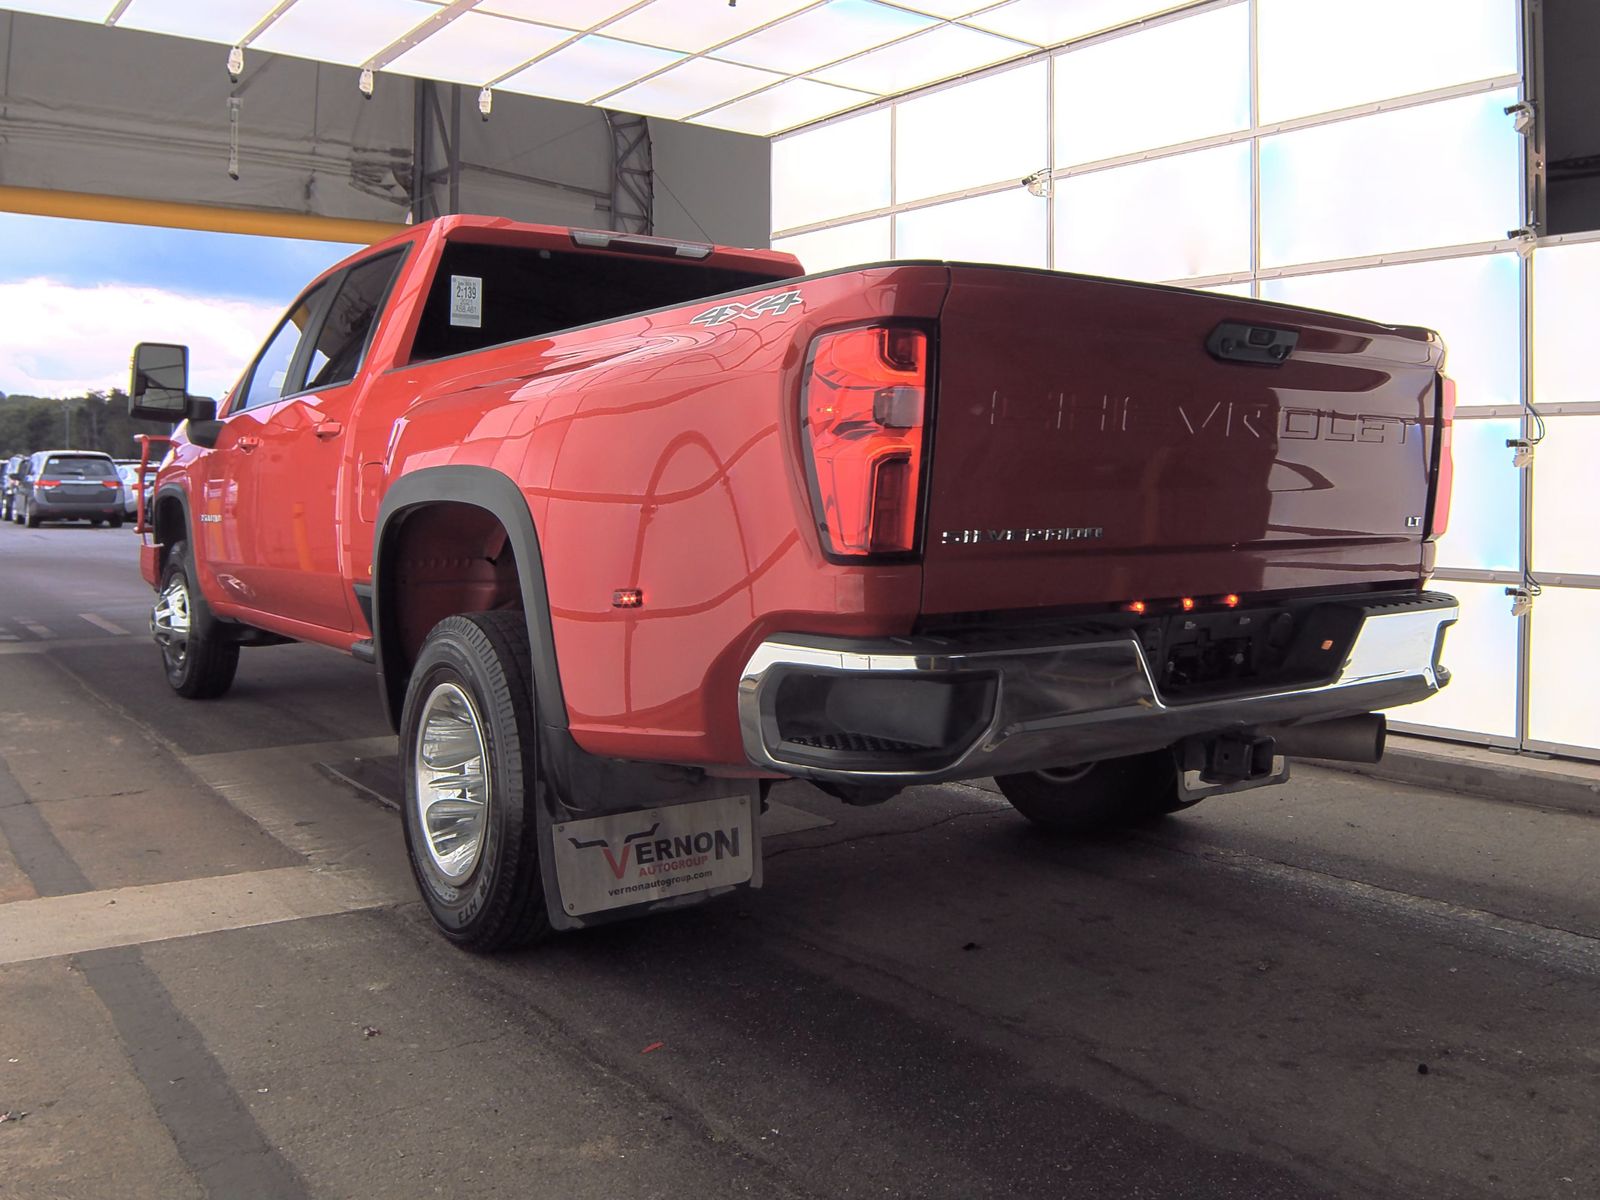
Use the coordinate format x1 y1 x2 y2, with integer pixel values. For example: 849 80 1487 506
1317 734 1600 817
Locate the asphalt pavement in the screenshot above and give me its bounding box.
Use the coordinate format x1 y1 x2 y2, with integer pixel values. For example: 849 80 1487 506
0 519 1596 1199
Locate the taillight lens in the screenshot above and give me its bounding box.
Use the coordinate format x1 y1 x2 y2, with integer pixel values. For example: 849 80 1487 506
1427 374 1455 540
34 479 58 490
801 326 928 557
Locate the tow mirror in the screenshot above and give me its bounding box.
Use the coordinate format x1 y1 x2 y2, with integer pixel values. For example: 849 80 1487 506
129 343 192 422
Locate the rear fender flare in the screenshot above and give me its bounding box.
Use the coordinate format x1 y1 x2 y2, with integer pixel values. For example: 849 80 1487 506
371 466 566 733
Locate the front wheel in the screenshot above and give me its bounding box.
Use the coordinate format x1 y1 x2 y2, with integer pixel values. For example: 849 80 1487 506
400 612 551 953
153 540 239 698
995 749 1193 834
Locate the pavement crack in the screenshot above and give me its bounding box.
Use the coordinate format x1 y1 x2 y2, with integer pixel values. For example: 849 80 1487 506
763 807 1004 859
0 788 150 811
1138 832 1600 975
380 909 827 1200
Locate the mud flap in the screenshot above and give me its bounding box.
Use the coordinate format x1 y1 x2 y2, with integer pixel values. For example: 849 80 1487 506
536 775 762 932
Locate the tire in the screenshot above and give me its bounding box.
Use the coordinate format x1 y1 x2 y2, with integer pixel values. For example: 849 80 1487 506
109 515 124 530
90 518 103 528
400 611 551 953
995 749 1193 834
24 501 40 528
152 540 239 699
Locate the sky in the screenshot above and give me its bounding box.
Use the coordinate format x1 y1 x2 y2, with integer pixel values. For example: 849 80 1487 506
0 213 355 400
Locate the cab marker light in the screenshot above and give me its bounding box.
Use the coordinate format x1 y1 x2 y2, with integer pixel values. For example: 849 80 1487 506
1125 600 1147 615
613 589 643 609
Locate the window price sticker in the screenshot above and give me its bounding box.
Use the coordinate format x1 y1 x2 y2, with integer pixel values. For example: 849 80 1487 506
449 275 483 328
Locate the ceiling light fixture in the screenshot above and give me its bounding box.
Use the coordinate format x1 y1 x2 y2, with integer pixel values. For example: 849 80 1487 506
227 96 242 180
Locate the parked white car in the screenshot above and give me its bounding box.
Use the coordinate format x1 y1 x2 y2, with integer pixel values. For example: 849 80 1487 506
114 461 149 520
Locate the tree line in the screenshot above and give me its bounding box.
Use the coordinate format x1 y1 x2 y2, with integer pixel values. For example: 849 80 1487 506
0 391 150 460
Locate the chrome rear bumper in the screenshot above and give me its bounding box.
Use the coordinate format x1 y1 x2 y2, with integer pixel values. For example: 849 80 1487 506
737 592 1457 786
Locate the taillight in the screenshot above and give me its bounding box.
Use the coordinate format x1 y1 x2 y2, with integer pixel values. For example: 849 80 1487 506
801 326 928 557
102 480 121 489
1427 374 1455 540
34 479 58 490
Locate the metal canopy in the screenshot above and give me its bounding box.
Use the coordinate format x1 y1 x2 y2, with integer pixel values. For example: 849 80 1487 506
1 0 1191 136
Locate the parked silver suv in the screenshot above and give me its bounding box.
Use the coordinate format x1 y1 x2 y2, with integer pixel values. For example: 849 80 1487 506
11 450 126 528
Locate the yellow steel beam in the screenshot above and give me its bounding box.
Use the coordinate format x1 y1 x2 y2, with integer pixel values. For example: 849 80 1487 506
0 185 405 245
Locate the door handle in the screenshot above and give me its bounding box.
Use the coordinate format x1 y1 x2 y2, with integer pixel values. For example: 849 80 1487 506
314 420 344 439
237 436 261 453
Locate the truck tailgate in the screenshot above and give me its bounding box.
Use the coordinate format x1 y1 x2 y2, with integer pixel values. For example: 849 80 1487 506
921 267 1444 615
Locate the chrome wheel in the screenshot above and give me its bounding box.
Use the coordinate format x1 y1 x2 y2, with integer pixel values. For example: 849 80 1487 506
151 574 191 671
413 682 491 882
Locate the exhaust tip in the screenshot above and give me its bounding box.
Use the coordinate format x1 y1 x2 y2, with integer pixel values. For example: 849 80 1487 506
1262 714 1387 764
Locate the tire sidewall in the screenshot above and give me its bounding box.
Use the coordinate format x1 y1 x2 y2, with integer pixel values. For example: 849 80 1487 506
399 626 529 941
158 552 193 689
158 542 218 691
998 749 1181 833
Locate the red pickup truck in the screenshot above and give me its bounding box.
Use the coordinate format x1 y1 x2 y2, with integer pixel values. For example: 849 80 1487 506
130 215 1458 951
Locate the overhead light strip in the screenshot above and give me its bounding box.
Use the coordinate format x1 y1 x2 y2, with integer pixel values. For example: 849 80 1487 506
241 0 302 47
762 0 1231 137
364 0 483 72
579 0 836 105
481 0 659 88
103 0 133 25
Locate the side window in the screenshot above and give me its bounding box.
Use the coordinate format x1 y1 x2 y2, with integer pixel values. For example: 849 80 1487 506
237 285 329 412
304 252 403 391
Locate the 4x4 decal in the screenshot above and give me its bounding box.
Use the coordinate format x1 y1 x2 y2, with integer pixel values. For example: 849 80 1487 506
690 289 804 328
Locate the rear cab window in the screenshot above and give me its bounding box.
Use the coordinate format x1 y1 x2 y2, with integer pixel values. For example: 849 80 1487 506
408 238 793 364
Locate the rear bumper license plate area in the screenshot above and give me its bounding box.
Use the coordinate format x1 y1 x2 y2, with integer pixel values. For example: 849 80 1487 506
739 593 1458 786
552 794 758 917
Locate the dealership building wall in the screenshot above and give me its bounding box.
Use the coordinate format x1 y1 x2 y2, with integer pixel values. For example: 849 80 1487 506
770 0 1598 761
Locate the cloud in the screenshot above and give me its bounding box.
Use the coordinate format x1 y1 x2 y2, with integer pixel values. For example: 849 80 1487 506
0 277 281 400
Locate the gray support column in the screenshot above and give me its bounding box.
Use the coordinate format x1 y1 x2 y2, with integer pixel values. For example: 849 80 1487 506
605 110 652 235
448 83 461 215
411 79 430 222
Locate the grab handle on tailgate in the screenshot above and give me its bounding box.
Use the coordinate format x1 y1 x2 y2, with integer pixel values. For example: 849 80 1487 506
1206 322 1299 366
